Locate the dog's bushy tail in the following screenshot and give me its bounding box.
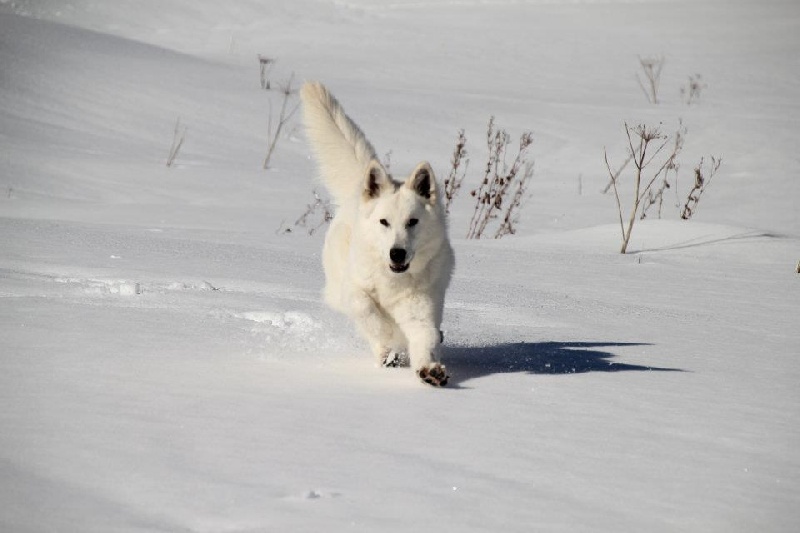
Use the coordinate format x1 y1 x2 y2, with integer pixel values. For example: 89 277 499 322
300 81 377 207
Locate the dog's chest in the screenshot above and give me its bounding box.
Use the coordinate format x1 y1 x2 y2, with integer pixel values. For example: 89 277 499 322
364 273 421 309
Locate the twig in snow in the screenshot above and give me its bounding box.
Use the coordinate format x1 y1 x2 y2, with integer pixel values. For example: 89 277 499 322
166 117 186 168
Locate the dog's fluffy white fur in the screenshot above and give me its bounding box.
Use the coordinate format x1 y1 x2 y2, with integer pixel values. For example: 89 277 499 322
300 81 455 386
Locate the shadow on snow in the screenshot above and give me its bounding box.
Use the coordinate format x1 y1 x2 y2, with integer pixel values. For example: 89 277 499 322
444 341 683 388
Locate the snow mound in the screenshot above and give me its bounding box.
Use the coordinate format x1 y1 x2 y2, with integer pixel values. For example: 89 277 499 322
239 310 320 333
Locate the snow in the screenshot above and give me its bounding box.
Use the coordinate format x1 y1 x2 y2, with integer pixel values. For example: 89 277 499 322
1 0 798 531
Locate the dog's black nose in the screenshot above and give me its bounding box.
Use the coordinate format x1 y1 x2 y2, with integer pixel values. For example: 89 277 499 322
389 248 407 264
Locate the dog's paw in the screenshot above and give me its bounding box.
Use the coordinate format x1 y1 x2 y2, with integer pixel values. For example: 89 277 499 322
417 363 449 387
381 350 409 368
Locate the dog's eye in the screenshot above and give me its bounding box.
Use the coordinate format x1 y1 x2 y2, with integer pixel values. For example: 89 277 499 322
407 218 419 228
379 218 389 227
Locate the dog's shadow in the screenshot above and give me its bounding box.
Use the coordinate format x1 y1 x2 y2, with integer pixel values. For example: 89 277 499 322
443 341 682 388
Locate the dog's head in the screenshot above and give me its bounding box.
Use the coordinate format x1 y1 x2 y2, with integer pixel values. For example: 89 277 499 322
358 159 445 275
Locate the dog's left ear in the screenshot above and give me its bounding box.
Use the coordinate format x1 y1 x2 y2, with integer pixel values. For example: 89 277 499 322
364 159 391 201
405 161 437 203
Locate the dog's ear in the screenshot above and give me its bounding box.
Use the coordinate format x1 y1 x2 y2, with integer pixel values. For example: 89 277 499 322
363 160 390 200
405 161 436 203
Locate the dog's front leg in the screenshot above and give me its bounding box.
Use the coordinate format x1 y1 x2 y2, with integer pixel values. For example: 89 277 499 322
394 301 448 387
350 291 397 365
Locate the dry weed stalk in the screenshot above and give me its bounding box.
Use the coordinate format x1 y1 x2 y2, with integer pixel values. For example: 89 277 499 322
605 122 682 253
279 189 333 235
640 121 686 220
382 149 393 173
466 117 534 239
263 74 300 170
637 56 665 104
601 153 633 194
443 129 469 214
681 156 722 220
166 117 186 168
495 161 534 238
258 55 276 90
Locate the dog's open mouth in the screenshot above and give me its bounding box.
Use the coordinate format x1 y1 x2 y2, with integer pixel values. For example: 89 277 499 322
390 263 410 273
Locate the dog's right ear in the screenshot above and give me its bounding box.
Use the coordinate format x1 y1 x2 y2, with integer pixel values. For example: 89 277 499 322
363 160 390 201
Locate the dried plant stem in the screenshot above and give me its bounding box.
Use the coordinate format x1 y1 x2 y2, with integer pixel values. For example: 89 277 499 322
640 121 685 220
637 55 665 104
166 117 186 168
382 149 393 172
681 74 707 105
681 156 722 220
606 122 677 254
258 55 275 90
293 188 333 235
602 153 632 194
605 150 627 245
495 161 533 238
444 129 468 214
263 74 300 170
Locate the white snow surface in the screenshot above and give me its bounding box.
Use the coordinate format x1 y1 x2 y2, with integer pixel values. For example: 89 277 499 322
1 0 799 531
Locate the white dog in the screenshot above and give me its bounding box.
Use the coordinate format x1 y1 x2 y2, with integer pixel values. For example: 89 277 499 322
300 82 454 386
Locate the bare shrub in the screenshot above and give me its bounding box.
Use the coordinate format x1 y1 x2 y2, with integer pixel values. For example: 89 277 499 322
466 117 534 239
166 117 186 168
443 129 469 214
681 156 722 220
263 74 300 170
640 120 686 220
681 74 707 105
637 55 665 104
279 189 333 235
604 122 683 253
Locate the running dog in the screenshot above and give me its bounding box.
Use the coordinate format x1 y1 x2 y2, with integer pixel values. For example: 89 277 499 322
300 82 454 386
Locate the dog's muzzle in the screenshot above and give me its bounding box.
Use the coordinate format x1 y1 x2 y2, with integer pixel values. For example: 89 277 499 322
389 247 409 273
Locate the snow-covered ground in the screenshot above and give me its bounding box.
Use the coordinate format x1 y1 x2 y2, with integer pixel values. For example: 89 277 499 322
1 1 798 531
